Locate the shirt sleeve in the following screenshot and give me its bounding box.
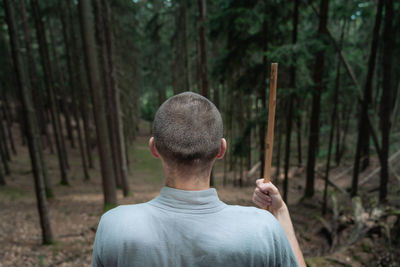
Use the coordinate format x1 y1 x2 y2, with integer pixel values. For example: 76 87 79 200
273 222 299 267
92 217 105 267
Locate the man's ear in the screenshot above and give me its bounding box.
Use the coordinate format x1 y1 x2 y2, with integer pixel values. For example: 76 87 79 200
216 138 226 159
149 137 160 158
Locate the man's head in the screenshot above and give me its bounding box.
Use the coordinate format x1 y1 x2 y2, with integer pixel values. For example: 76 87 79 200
150 92 225 174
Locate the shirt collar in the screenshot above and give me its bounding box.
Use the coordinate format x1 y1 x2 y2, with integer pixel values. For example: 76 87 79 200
148 186 226 214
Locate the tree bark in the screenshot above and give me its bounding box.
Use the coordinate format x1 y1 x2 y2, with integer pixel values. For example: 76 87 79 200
295 98 302 167
276 120 283 183
65 0 94 169
78 0 117 208
0 117 10 175
47 19 71 169
323 22 345 214
283 0 299 202
379 0 394 202
351 0 383 197
93 0 121 189
0 114 10 162
305 0 329 198
4 0 53 244
198 0 209 98
173 0 190 94
31 0 69 185
259 16 268 178
1 99 16 155
101 0 130 196
20 0 48 146
60 1 90 181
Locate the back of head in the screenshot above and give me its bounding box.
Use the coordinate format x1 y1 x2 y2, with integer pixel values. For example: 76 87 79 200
153 92 223 170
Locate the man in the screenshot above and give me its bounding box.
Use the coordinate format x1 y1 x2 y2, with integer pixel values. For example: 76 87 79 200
92 92 305 267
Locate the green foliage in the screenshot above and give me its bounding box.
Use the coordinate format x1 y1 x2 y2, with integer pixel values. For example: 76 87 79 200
140 94 158 122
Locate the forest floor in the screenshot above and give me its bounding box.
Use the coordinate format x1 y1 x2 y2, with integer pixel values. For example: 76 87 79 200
0 124 399 266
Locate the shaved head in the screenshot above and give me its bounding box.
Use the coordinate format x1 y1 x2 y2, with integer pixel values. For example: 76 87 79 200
152 92 223 169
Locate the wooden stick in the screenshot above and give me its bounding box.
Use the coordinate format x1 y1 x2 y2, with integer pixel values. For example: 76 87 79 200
263 63 278 183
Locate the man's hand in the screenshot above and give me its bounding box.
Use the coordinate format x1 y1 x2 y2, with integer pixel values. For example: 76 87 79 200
252 179 285 214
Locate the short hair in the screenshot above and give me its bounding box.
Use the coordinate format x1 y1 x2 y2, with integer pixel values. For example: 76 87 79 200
152 92 223 168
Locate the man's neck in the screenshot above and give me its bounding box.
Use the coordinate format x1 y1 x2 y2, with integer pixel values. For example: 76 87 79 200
164 171 211 191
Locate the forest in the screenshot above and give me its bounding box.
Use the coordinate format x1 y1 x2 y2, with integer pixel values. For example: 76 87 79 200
0 0 399 265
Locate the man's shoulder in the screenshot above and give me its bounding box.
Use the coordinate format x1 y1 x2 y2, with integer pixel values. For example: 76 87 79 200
223 204 288 236
100 203 153 224
225 204 277 221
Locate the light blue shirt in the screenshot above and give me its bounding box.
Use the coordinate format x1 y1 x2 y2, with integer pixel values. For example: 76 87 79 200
92 187 298 267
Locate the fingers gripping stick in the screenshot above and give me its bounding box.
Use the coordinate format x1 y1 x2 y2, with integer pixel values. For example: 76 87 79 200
263 63 278 210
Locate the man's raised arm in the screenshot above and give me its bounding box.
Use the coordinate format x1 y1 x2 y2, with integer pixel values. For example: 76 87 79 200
253 179 306 267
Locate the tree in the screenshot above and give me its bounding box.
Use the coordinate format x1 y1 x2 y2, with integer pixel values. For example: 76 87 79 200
30 0 69 185
3 0 53 244
20 0 49 151
322 22 345 214
59 1 90 181
78 0 117 209
283 0 299 202
100 0 130 196
198 0 209 98
259 4 268 179
93 0 121 188
351 0 383 197
172 0 190 93
379 0 394 202
304 0 329 198
65 0 94 170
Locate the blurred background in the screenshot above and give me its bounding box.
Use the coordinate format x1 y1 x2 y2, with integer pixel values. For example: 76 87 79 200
0 0 399 265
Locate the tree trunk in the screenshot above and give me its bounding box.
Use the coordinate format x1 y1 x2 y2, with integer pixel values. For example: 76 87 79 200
323 23 345 214
20 0 48 148
351 0 383 197
47 19 71 169
295 98 303 167
0 115 10 162
31 0 69 185
65 0 94 169
0 162 4 185
101 0 130 196
360 0 384 171
93 0 121 189
73 100 90 181
276 120 283 183
305 0 329 198
379 0 394 202
4 0 53 244
283 0 299 202
60 1 90 181
173 0 190 94
0 116 10 175
2 100 16 155
246 95 252 172
238 89 244 186
260 16 268 178
78 0 117 209
198 0 209 98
